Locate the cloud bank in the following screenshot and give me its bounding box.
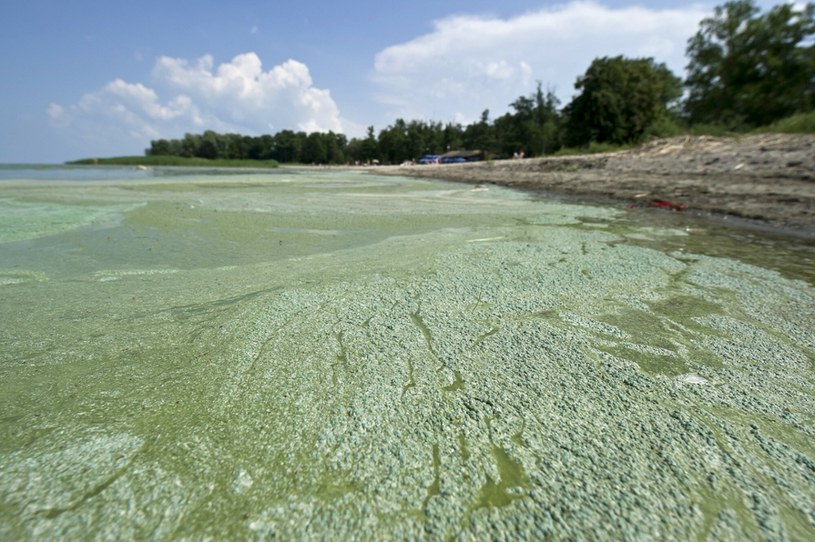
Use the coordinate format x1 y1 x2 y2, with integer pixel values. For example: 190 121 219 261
371 0 708 125
49 53 343 155
47 1 714 158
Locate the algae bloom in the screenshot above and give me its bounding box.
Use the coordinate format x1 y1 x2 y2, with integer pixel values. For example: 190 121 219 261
1 168 813 540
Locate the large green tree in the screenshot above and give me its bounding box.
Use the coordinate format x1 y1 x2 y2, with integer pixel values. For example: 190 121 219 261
378 119 409 164
270 130 303 163
462 109 496 153
564 56 681 146
324 132 347 164
300 132 327 164
685 0 815 127
486 83 562 158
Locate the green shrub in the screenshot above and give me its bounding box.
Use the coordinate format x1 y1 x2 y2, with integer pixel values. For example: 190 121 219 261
684 123 736 136
762 112 815 134
553 142 629 156
642 116 684 139
586 141 628 154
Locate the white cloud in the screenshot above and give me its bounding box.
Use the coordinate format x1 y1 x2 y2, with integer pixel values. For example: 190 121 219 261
152 53 343 133
47 103 64 120
371 0 708 125
49 52 343 155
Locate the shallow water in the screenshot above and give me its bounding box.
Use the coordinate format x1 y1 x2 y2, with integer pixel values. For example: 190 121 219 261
1 168 813 540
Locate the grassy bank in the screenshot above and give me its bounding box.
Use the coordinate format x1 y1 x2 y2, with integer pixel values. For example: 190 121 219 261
67 155 279 168
761 111 815 134
550 112 815 157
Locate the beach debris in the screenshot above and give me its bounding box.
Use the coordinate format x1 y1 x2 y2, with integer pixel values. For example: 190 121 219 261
648 199 686 211
678 373 709 385
628 198 686 211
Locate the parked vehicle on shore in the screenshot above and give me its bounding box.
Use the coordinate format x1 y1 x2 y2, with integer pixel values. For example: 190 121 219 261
439 150 484 163
440 156 466 164
418 151 484 164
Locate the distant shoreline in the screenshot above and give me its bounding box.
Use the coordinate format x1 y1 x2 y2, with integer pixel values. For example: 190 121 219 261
66 156 279 168
375 134 815 237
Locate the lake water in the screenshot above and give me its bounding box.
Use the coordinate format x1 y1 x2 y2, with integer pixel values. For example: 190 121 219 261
1 167 813 539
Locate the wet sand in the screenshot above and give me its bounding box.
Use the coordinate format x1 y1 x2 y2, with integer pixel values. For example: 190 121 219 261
377 134 815 236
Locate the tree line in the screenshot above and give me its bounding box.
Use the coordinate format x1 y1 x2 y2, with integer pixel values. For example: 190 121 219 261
146 1 814 165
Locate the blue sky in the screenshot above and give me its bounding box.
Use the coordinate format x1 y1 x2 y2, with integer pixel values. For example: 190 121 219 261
1 0 779 162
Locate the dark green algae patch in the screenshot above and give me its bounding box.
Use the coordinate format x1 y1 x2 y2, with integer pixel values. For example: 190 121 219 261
1 170 814 540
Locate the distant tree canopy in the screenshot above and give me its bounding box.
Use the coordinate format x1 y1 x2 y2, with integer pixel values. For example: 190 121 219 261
146 83 564 165
494 84 561 156
685 0 815 127
145 2 814 165
147 130 348 164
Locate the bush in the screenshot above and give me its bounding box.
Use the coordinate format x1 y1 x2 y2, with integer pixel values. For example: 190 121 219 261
554 142 629 156
686 123 736 137
762 112 815 134
641 116 684 140
586 141 627 154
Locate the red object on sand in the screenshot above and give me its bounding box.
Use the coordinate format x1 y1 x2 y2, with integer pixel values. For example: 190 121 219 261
648 199 685 211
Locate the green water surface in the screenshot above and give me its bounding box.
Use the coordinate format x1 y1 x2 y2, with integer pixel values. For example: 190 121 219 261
1 169 813 540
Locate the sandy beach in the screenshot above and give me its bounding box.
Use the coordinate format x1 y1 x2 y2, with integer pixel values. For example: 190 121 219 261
377 134 815 235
